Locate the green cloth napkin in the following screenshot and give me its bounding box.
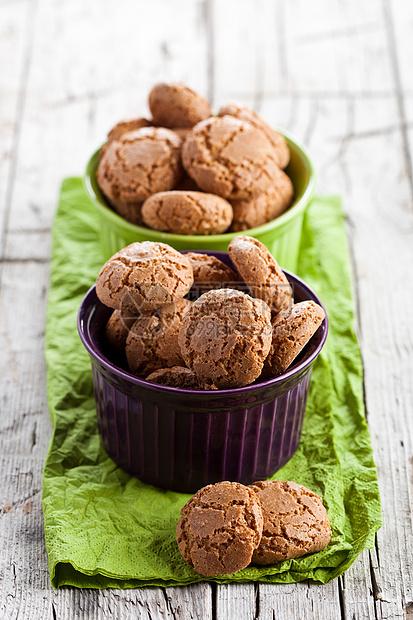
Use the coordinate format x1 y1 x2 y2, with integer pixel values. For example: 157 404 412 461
43 178 382 589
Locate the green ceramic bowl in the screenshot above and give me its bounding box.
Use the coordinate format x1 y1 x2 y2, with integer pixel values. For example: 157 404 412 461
83 132 315 271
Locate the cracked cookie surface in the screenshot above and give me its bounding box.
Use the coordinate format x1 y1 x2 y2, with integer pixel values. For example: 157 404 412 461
141 190 233 235
99 117 153 159
178 288 272 389
263 300 325 377
97 127 183 205
185 252 240 292
218 102 290 169
96 241 193 312
249 480 331 565
176 481 263 576
145 366 217 390
149 82 211 128
125 299 191 376
182 115 282 200
228 236 293 316
230 169 294 232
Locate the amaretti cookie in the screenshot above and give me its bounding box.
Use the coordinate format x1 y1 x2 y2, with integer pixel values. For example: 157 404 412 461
146 366 217 390
249 480 331 565
141 191 233 235
149 82 211 129
178 288 272 389
104 309 129 351
176 481 263 576
99 117 153 159
107 197 143 226
125 299 191 376
107 117 153 142
218 102 290 169
263 300 325 376
97 127 183 205
185 252 240 290
228 236 293 316
95 241 193 312
172 127 192 141
182 115 283 200
230 169 294 231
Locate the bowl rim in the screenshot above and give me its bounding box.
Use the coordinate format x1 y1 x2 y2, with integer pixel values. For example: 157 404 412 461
77 266 328 396
83 129 316 242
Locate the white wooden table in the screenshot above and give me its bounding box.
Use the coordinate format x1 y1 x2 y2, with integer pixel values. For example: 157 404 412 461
1 1 412 618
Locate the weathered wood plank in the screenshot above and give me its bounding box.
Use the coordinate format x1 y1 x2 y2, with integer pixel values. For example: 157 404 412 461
258 581 341 619
281 0 394 96
0 456 51 620
49 583 212 620
0 261 50 458
215 583 256 619
383 0 413 194
211 0 394 103
339 553 376 619
3 230 50 261
0 0 34 256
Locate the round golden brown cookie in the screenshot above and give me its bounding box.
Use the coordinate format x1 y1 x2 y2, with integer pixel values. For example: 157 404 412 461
104 309 129 351
145 366 217 390
263 300 325 377
228 236 293 316
107 117 153 142
230 169 294 232
149 82 211 129
100 118 153 159
178 288 272 389
185 252 240 293
96 127 183 204
125 299 191 376
95 241 194 312
141 191 233 235
107 196 143 226
172 127 192 141
182 115 282 200
249 480 331 565
176 481 263 576
218 103 290 169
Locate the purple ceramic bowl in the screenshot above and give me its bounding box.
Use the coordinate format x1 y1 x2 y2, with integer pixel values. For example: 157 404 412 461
78 251 328 493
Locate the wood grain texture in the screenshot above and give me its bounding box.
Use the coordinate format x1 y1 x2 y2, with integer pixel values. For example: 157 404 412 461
0 0 412 618
0 0 35 256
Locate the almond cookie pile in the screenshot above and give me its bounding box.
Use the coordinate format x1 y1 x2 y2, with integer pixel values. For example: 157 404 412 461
96 81 294 235
96 236 325 389
176 480 331 576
